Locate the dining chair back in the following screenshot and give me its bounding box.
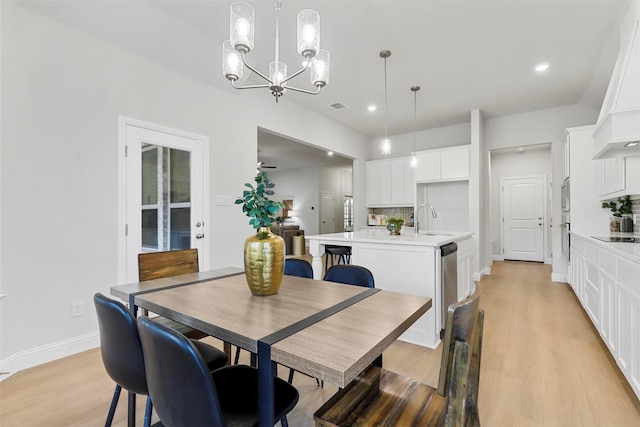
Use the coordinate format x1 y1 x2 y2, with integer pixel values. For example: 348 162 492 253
138 248 199 282
314 284 484 427
284 258 313 278
94 293 152 427
137 315 299 427
323 264 374 288
137 248 206 340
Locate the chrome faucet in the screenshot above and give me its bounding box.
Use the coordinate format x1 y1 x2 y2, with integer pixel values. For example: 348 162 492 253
415 203 437 234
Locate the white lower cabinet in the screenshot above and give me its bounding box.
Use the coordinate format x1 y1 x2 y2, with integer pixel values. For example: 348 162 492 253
569 234 640 400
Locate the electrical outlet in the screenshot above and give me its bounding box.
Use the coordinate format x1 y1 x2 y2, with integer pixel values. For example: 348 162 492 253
71 301 84 317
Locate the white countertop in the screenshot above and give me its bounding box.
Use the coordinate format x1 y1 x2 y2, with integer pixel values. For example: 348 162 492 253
305 229 473 247
571 230 640 263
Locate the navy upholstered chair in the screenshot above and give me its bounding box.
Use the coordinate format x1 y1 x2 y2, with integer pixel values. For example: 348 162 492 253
94 293 228 427
324 264 375 288
137 315 299 427
284 258 313 278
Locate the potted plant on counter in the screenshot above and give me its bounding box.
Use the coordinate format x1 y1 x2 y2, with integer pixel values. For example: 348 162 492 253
602 195 633 232
386 218 404 235
235 171 285 296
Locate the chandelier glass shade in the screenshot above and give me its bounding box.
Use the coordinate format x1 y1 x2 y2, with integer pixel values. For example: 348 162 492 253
222 1 330 101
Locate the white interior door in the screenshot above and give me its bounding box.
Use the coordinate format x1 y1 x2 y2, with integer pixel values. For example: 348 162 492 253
501 176 545 262
321 191 335 234
121 121 207 283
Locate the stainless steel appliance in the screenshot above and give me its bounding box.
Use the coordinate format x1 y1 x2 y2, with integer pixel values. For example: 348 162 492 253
561 179 570 213
592 236 639 243
561 178 571 262
441 242 458 331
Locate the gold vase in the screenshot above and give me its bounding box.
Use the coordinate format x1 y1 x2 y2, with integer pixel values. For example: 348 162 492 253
243 227 284 296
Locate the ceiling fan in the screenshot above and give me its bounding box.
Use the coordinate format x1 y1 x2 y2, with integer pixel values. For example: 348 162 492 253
257 161 276 169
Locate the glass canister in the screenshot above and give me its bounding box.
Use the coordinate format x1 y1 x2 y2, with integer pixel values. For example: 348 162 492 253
620 214 633 232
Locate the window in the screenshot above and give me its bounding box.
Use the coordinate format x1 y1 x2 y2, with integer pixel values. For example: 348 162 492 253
343 196 354 231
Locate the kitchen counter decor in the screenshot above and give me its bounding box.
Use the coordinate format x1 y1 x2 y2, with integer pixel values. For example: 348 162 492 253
602 195 633 232
386 218 404 235
235 171 285 296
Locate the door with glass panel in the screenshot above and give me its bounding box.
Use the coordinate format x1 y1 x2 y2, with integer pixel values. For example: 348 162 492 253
125 124 206 282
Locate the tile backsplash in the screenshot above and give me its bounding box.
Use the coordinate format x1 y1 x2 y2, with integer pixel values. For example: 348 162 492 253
633 198 640 234
368 207 415 226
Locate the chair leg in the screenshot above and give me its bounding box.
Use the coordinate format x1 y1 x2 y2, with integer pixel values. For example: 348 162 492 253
105 384 121 427
234 346 241 364
281 416 289 427
143 396 153 427
127 391 136 427
288 368 295 384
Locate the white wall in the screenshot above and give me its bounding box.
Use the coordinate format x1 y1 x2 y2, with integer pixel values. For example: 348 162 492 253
269 168 321 235
489 148 552 259
416 182 470 231
0 3 370 370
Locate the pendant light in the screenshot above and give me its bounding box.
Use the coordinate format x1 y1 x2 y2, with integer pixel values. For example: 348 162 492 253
380 50 391 155
410 86 420 167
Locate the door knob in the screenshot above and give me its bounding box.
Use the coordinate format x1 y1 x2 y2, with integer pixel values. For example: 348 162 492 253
196 233 205 239
538 223 543 226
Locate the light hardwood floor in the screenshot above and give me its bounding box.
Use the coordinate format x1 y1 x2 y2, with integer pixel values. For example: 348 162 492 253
1 261 639 426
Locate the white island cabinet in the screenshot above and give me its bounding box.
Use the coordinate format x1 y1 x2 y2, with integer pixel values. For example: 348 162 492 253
305 230 474 349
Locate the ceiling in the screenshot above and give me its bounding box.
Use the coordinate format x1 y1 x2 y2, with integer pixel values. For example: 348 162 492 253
20 0 630 168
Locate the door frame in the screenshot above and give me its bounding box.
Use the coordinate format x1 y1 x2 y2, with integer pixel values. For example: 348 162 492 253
500 174 547 263
117 116 210 284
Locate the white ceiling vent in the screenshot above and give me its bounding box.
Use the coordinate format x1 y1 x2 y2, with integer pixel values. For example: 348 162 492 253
329 102 349 110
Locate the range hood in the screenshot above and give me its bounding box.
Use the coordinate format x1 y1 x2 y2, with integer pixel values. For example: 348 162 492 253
593 2 640 159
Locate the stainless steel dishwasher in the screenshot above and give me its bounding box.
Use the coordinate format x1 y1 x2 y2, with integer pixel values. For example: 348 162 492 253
441 242 458 331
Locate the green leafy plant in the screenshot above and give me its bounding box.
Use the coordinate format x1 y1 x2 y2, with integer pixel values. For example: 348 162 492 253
601 195 632 217
235 171 284 236
387 218 404 226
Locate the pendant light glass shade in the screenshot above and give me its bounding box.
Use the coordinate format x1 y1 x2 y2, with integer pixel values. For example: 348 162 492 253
311 49 330 87
230 2 255 53
297 9 320 58
223 40 243 81
382 138 391 155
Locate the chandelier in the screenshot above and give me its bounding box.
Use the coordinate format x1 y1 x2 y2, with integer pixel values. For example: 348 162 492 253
222 0 330 102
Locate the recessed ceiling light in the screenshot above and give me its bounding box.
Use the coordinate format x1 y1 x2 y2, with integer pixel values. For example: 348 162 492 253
367 105 377 112
327 151 334 156
625 141 640 147
535 63 550 72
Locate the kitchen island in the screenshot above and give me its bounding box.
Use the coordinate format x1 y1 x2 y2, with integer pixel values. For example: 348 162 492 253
305 229 473 348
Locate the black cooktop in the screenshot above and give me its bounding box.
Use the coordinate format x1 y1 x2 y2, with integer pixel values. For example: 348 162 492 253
592 236 639 243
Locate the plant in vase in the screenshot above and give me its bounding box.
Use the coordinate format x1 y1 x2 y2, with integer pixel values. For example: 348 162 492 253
386 218 404 235
235 171 285 295
602 195 633 232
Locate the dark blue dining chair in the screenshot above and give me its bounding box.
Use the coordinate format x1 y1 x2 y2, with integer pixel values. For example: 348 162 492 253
284 258 313 278
94 293 228 427
324 264 375 288
137 315 299 427
323 265 380 366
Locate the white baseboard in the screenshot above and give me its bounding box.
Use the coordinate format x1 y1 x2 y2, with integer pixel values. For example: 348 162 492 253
492 255 504 262
551 273 568 284
0 332 99 382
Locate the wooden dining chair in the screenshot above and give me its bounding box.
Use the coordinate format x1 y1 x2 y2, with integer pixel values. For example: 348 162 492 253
138 249 207 340
94 293 228 427
313 284 484 427
137 315 299 427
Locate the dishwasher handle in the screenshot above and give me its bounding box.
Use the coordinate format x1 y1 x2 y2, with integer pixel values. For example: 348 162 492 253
441 242 458 257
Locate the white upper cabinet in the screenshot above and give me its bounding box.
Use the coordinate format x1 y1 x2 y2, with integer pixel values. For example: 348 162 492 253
414 145 470 183
366 157 414 207
597 155 640 199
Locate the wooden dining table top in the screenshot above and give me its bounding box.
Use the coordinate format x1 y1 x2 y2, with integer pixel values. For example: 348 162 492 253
125 271 432 388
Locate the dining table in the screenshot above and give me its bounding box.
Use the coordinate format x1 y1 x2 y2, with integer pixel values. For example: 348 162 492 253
111 267 432 427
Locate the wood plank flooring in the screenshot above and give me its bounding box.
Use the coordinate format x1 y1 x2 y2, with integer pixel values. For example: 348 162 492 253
1 261 639 426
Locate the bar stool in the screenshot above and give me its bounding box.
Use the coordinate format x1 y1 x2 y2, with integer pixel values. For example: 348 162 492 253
324 245 351 274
